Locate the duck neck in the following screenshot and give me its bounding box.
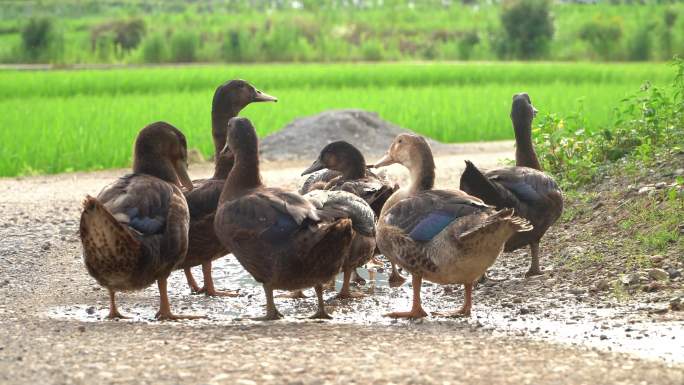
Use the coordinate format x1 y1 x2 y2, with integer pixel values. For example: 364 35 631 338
133 156 178 186
212 154 233 180
513 117 541 170
407 154 435 194
220 148 262 203
211 105 242 159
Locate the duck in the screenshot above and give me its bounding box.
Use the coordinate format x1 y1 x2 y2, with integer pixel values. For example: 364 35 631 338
79 121 201 320
303 189 376 299
299 141 405 287
214 117 354 320
459 93 563 277
373 134 532 318
181 80 277 296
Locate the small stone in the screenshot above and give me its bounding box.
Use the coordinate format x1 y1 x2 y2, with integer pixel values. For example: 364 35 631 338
643 282 663 292
622 273 641 286
78 326 86 332
85 307 96 315
667 268 681 280
519 307 530 315
595 279 610 291
600 335 608 340
569 288 586 295
638 185 655 194
674 168 684 176
670 297 682 311
649 255 664 265
41 242 51 251
648 268 669 281
655 182 667 189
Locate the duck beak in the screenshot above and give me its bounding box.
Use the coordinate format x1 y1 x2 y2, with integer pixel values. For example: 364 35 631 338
301 158 325 176
531 105 539 118
174 159 194 191
254 89 278 103
373 152 395 168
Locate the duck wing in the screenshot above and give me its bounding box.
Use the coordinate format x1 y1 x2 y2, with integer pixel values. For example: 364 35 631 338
298 169 341 194
383 190 491 242
96 173 188 270
483 167 563 221
184 178 223 219
304 190 376 237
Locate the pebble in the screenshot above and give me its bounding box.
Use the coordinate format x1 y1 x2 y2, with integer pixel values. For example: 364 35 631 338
594 279 610 291
599 335 608 340
637 186 655 195
569 288 586 295
86 307 96 315
649 255 664 265
648 268 669 281
41 242 51 251
667 268 681 280
670 297 682 311
654 182 667 189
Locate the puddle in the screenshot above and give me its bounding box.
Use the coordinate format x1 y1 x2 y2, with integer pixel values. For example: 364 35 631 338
47 255 684 364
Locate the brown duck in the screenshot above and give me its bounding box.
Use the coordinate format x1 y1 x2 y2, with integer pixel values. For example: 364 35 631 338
300 141 405 287
79 122 200 320
374 134 532 318
181 80 277 296
459 93 563 277
214 117 354 320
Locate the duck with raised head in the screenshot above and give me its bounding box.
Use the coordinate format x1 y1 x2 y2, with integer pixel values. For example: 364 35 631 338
459 93 563 277
300 141 405 287
79 122 201 320
181 80 277 296
214 117 354 320
373 134 532 318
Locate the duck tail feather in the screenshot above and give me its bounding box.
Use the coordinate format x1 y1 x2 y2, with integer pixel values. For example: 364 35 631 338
80 195 139 252
460 161 505 208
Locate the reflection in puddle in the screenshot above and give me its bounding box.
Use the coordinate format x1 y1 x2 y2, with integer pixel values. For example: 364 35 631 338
47 255 684 364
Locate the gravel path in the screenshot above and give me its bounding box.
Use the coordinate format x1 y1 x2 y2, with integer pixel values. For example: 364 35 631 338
1 141 682 385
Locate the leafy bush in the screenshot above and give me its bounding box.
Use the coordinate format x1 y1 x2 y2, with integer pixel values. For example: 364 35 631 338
579 15 623 60
534 58 684 187
627 25 652 61
21 17 61 61
498 0 554 59
170 30 198 62
141 33 168 63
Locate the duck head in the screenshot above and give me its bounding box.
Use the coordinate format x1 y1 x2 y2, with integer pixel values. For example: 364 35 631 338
511 92 537 127
133 121 194 190
374 133 435 192
301 141 367 179
213 79 278 115
374 134 432 169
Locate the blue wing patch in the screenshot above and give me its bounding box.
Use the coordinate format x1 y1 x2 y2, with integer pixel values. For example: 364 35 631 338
127 207 165 235
260 212 300 243
408 210 457 241
504 181 541 202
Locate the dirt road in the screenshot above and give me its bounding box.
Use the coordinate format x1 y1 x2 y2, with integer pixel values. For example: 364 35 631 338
1 141 682 385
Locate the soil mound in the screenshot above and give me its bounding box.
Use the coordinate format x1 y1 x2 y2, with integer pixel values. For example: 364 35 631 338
259 109 446 161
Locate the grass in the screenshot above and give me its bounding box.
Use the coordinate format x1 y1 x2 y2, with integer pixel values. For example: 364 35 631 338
0 62 674 177
2 1 683 64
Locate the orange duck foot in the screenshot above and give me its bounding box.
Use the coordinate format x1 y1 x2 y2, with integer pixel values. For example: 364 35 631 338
106 310 129 320
384 308 428 319
335 290 365 300
197 287 240 297
275 290 308 299
388 272 407 288
253 310 284 321
155 311 205 321
525 268 543 278
309 309 333 320
432 308 471 318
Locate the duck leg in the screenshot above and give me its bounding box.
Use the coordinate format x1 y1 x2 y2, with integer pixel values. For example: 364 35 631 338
336 268 365 299
106 289 129 319
276 290 308 299
155 277 204 321
254 285 283 321
525 242 543 277
184 268 202 294
433 282 473 317
385 274 428 319
310 284 333 319
388 262 407 287
197 261 239 297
